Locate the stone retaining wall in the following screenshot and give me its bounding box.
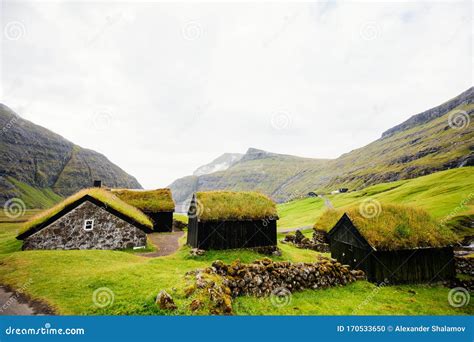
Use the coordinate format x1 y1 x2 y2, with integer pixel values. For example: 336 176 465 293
185 256 365 314
282 229 330 253
212 257 365 297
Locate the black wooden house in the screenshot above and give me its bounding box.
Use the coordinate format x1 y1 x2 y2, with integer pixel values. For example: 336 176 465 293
187 191 278 250
113 189 175 232
328 213 455 284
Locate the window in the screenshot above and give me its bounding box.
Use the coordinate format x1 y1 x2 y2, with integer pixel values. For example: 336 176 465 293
84 219 94 231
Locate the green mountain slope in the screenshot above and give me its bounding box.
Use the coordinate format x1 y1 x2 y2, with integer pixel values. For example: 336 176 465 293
0 104 142 207
170 87 473 205
277 167 474 237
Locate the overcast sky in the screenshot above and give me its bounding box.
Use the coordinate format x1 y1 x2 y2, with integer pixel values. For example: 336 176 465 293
1 1 472 188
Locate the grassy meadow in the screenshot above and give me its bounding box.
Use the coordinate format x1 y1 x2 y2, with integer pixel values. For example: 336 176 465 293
277 167 474 234
0 211 472 315
0 168 472 315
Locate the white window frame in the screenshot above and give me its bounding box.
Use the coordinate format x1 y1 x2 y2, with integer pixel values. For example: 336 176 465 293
84 219 95 231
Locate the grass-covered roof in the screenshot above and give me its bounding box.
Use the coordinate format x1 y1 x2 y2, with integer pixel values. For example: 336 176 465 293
193 191 277 221
112 188 175 212
18 188 153 238
314 204 457 250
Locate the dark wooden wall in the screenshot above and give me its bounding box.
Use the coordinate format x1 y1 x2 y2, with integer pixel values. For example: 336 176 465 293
328 214 373 250
330 223 456 284
187 218 277 250
370 247 455 284
187 216 199 247
330 240 372 274
145 211 173 232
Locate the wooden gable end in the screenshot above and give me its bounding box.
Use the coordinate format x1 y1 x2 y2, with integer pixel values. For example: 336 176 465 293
328 213 373 251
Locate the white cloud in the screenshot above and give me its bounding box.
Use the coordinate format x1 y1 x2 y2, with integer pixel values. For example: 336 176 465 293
1 1 472 188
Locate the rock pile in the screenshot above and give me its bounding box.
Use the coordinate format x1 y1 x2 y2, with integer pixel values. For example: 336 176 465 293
191 256 364 298
188 246 282 257
173 219 187 231
164 251 368 314
155 290 177 310
455 256 474 276
251 245 282 256
282 229 330 253
184 270 233 315
189 248 206 256
185 256 364 314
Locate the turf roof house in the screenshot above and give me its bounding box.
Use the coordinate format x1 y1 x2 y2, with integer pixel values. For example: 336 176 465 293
321 205 457 284
187 191 278 250
17 188 154 250
112 189 175 232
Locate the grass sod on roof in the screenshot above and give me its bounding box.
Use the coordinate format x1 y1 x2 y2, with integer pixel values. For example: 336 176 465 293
314 204 458 251
18 188 153 236
112 188 175 212
196 191 277 221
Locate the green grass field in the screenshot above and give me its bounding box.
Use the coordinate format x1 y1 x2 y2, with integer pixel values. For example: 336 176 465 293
277 167 474 232
6 177 62 209
0 210 471 315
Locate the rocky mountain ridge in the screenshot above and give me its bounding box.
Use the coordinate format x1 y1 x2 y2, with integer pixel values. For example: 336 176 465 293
170 87 474 206
0 104 142 206
382 87 473 138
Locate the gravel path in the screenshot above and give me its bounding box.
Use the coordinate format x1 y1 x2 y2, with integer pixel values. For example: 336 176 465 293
138 231 184 258
0 287 35 315
0 285 54 316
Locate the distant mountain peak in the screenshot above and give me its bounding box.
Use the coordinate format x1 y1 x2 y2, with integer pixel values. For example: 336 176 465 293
241 148 276 161
170 87 474 206
246 147 267 154
193 152 243 176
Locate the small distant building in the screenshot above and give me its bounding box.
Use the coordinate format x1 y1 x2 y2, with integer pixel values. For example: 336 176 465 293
307 192 318 197
326 205 456 284
17 188 153 250
187 191 278 250
113 189 175 232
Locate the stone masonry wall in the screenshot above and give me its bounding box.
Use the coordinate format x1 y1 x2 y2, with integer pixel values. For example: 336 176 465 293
23 201 147 250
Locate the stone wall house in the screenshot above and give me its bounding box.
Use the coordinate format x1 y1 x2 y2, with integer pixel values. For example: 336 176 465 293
17 188 154 250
